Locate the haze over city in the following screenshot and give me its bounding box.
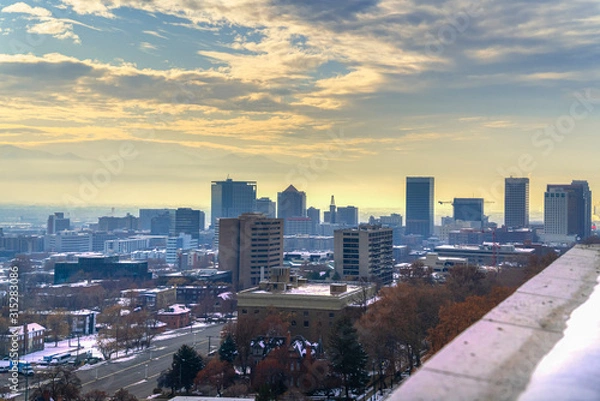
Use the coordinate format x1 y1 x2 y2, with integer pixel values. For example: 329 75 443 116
0 0 599 217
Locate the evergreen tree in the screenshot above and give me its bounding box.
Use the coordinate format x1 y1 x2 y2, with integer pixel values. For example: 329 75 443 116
328 316 369 400
218 334 238 363
171 344 205 393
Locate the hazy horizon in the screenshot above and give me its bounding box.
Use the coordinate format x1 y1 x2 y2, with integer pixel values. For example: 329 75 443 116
1 1 599 216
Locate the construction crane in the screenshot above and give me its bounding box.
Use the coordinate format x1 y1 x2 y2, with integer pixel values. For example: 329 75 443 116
438 200 495 205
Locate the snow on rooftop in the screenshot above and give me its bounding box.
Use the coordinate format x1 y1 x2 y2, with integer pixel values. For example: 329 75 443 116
251 283 361 296
158 304 190 314
518 274 600 401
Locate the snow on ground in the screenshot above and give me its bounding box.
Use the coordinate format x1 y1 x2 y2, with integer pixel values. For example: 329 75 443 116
22 321 220 365
22 335 102 364
110 354 138 363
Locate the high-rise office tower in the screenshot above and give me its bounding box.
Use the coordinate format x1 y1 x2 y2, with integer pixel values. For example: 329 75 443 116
218 213 284 291
47 212 70 234
211 178 257 228
329 195 337 224
150 212 172 236
277 185 306 219
334 225 394 285
256 197 276 218
405 177 434 238
307 207 320 234
505 177 530 228
544 187 569 238
453 198 484 224
139 208 172 231
337 206 359 227
545 180 592 240
175 208 203 239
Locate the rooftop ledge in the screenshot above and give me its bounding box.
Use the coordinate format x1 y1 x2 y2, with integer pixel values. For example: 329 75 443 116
389 244 600 401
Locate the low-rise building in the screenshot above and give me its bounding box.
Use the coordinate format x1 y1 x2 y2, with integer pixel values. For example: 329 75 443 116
157 304 191 329
0 323 45 356
237 267 376 342
420 252 468 275
434 243 535 266
122 287 177 310
54 256 151 284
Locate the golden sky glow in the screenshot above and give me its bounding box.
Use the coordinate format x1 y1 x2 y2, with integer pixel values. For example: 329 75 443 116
1 1 599 222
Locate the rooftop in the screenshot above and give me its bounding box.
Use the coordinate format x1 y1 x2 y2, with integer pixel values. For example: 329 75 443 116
247 282 361 296
390 244 600 401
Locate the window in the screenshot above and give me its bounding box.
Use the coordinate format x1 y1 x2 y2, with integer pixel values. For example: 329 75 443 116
304 321 309 327
241 309 248 314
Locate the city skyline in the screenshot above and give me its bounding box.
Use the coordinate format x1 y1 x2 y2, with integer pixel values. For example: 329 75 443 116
1 1 599 214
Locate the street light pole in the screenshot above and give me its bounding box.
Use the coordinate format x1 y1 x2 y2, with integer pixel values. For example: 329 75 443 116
145 363 148 380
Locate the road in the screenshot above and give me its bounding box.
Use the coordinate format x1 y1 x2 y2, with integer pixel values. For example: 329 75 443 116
75 323 226 398
10 323 226 400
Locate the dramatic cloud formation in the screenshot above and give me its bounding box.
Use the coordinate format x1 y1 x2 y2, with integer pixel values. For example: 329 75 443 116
0 0 599 214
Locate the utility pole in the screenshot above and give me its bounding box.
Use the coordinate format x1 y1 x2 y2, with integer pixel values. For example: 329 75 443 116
207 335 213 355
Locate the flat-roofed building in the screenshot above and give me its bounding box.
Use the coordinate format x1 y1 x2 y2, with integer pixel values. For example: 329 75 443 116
218 213 283 291
434 244 535 266
237 267 376 342
334 225 394 285
54 256 151 284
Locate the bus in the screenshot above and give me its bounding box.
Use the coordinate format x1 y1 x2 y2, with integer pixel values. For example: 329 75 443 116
49 353 71 366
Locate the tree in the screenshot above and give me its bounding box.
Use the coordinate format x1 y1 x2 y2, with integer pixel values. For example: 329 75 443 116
252 347 289 398
428 286 515 353
157 369 177 395
218 334 238 363
31 366 82 401
195 358 235 396
446 264 490 302
225 315 260 376
328 316 369 400
111 388 137 401
46 311 70 347
82 390 109 401
172 344 205 393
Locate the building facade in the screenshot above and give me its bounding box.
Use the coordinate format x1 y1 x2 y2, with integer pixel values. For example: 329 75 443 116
333 225 394 285
47 212 70 234
237 269 376 342
306 207 320 235
175 208 204 239
406 177 434 238
453 198 484 226
218 213 284 291
256 197 277 218
211 178 257 228
336 206 359 227
54 256 151 284
277 185 307 220
505 177 530 228
545 181 592 242
139 208 172 231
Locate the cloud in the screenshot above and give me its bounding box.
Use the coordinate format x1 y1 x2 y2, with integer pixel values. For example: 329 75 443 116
142 30 167 39
27 19 80 43
2 2 81 43
1 2 51 17
59 0 115 19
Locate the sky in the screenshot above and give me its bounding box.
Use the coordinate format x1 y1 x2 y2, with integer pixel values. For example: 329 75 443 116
0 0 599 221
